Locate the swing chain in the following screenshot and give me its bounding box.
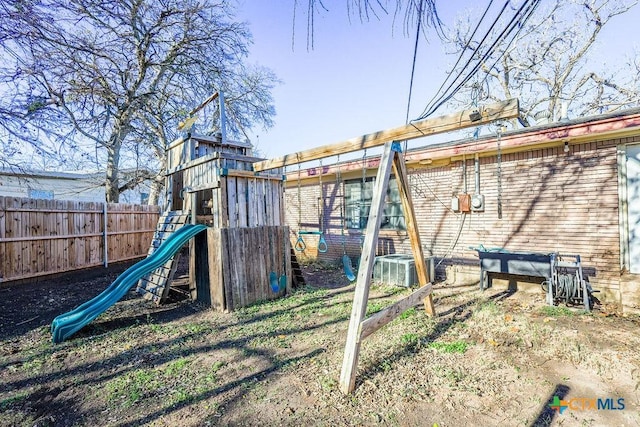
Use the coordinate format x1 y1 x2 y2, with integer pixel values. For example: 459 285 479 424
337 155 347 255
360 149 367 231
319 158 323 233
497 124 503 219
295 156 306 251
297 161 302 228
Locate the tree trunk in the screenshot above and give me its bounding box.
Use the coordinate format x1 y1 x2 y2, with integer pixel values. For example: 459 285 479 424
148 171 165 207
105 144 121 203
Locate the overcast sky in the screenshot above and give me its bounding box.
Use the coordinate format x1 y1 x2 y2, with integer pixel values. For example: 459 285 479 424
237 1 639 161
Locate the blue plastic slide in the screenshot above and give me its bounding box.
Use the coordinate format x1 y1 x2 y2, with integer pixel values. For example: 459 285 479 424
51 224 207 343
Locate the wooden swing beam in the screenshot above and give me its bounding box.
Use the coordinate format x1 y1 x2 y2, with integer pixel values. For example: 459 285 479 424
252 99 519 172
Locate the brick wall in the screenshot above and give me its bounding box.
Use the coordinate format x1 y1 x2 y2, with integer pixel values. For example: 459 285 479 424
411 141 621 300
285 135 640 306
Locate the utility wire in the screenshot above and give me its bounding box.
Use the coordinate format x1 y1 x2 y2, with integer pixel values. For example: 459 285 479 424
476 0 541 92
405 0 425 126
417 0 499 120
403 0 426 153
415 0 541 121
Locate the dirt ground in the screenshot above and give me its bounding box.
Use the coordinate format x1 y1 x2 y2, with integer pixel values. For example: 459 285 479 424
1 259 639 427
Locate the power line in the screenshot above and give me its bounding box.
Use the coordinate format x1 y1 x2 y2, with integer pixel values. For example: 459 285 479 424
417 0 501 120
414 0 541 121
405 0 425 126
476 0 541 92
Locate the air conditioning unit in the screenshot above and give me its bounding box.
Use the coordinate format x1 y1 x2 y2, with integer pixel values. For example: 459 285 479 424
373 254 434 288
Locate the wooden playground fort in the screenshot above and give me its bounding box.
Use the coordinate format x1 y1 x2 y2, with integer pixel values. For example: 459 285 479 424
128 92 519 393
135 128 293 311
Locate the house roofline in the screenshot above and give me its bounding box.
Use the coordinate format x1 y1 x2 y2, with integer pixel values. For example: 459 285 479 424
0 167 157 181
0 168 102 180
286 107 640 183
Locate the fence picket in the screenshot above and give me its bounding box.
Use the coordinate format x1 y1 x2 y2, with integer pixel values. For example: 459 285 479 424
0 196 160 282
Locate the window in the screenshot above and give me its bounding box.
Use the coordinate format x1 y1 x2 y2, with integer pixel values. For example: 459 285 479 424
28 188 54 200
344 177 406 231
140 192 149 205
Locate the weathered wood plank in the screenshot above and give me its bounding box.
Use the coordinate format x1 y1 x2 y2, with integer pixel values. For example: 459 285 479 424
259 226 268 300
246 228 256 303
247 179 257 227
44 199 54 275
189 235 199 302
284 227 293 294
7 198 21 277
227 177 238 228
339 142 397 395
38 200 48 271
221 168 284 181
253 99 519 171
264 180 274 226
360 284 433 340
391 153 436 316
208 228 225 310
220 229 232 312
219 179 229 228
256 179 265 226
237 178 248 227
239 227 249 306
21 198 33 276
0 197 6 280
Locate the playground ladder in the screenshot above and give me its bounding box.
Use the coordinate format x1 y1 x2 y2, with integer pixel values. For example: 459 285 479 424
289 247 306 288
136 210 190 303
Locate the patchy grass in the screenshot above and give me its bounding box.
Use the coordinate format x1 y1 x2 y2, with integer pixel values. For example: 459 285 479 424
539 305 577 317
2 265 640 427
399 307 417 319
105 369 160 408
428 340 468 354
0 391 29 410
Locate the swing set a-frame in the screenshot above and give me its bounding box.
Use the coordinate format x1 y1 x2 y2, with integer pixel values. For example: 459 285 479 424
253 98 519 394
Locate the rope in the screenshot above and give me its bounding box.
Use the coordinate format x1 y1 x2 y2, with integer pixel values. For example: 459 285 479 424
297 161 302 227
360 149 367 230
337 154 356 281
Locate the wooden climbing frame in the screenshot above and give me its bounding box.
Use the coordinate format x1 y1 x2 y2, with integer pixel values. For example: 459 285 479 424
252 99 521 394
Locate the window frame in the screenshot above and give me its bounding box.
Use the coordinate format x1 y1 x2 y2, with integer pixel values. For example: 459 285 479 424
343 176 406 232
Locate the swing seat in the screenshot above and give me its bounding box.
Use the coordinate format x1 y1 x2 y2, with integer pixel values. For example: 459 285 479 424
269 271 280 293
342 254 356 282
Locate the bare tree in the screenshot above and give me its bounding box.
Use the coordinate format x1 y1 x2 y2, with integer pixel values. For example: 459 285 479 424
445 0 639 124
0 0 277 202
132 64 277 205
299 0 442 50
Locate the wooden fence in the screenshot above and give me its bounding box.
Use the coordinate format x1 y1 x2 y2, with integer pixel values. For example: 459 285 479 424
0 196 160 283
